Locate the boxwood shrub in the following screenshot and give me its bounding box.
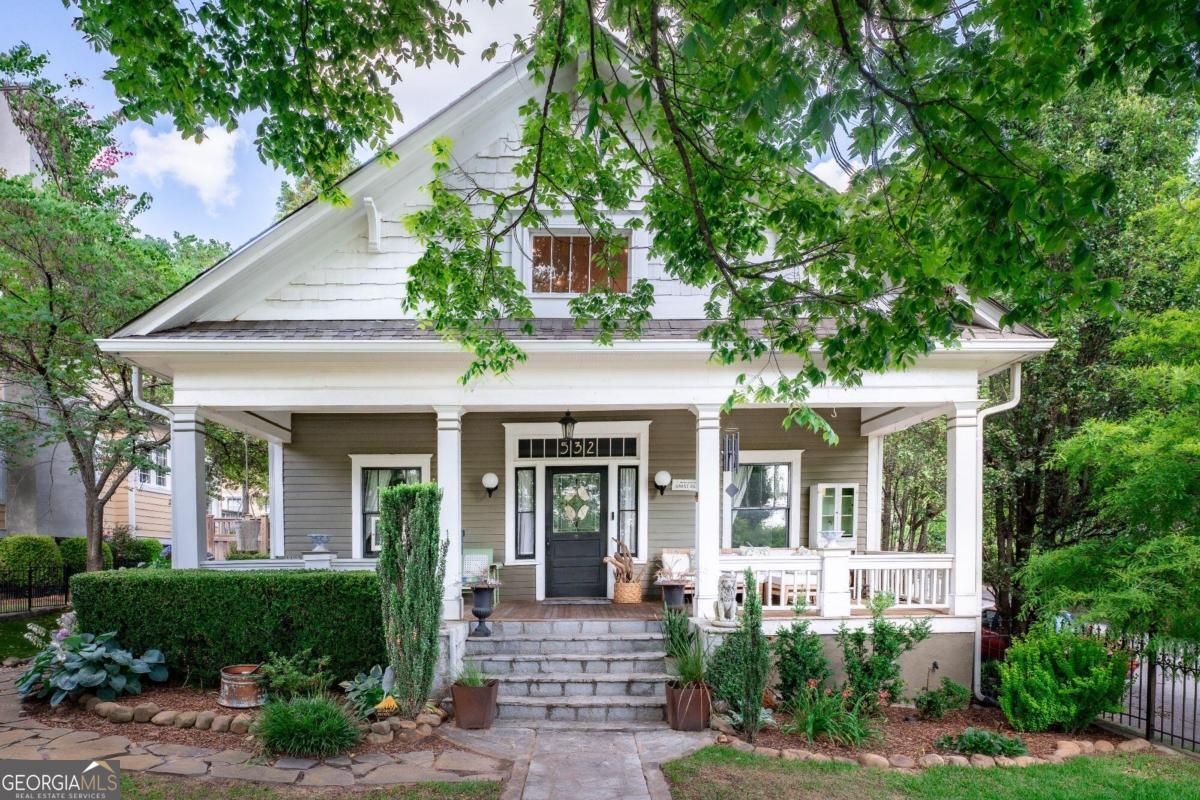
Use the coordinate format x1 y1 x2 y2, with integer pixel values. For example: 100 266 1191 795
59 537 114 574
71 569 384 685
0 535 63 580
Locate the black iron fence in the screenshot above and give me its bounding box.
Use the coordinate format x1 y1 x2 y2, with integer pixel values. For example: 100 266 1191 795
1096 634 1200 752
0 564 71 616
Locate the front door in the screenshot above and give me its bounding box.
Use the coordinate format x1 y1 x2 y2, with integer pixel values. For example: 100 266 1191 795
546 466 608 598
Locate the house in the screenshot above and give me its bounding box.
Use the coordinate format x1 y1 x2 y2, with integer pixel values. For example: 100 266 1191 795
95 54 1052 716
0 89 172 546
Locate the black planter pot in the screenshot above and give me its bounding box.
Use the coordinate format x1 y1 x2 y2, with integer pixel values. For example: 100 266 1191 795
470 586 497 637
660 583 686 611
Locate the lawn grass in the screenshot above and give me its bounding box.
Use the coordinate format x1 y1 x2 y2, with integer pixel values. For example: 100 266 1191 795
0 611 62 659
122 774 503 799
663 746 1200 800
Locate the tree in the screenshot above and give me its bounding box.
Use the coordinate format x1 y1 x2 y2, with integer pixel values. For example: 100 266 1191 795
881 419 946 552
1019 186 1200 643
72 2 1199 440
0 46 214 570
205 424 268 517
983 90 1199 626
275 156 360 219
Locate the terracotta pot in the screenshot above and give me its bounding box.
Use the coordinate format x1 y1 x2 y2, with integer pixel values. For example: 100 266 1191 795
613 582 643 604
669 682 711 731
452 679 498 730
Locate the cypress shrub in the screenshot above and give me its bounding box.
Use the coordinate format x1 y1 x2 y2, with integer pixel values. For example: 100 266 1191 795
376 482 446 718
71 569 384 684
59 537 113 574
0 535 63 580
738 568 771 743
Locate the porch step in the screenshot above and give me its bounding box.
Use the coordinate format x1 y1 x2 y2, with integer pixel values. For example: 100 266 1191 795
496 695 667 723
473 652 668 676
464 632 665 656
483 619 662 636
492 672 672 697
490 719 669 733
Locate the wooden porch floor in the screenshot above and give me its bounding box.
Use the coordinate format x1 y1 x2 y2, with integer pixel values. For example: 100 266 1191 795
462 600 663 621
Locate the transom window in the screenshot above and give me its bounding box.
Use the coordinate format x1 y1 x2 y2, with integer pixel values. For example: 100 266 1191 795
729 463 791 548
362 467 422 556
531 233 629 294
517 437 637 459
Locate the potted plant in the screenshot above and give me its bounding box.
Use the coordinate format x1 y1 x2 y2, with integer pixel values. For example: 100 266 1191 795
451 661 498 730
667 636 711 731
655 563 689 611
605 540 645 604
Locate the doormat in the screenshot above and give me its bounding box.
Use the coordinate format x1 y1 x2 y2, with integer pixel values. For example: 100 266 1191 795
541 598 612 605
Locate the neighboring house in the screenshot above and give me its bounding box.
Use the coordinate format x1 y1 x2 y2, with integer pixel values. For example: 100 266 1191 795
96 54 1053 700
0 89 172 544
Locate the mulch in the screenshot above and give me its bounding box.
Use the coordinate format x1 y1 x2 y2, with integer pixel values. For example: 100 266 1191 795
752 703 1127 759
22 682 453 756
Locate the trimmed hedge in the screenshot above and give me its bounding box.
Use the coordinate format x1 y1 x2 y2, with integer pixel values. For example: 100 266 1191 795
59 537 114 574
112 536 163 566
71 569 385 685
0 535 63 580
226 551 269 561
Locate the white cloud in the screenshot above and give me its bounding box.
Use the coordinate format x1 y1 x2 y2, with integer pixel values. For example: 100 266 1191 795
125 126 242 213
809 157 853 192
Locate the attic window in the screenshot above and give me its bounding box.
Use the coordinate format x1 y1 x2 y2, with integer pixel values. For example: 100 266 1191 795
531 233 629 294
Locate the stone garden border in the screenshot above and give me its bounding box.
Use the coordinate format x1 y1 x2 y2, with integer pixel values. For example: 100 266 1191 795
718 732 1165 769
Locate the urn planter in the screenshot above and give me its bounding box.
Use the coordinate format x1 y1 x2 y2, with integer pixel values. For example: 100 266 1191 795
658 581 687 610
469 583 499 637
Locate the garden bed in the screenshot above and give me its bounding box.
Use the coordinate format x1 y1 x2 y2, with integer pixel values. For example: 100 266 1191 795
749 703 1126 760
23 682 453 757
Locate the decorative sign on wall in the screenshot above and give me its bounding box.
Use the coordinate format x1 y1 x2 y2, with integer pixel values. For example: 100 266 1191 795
671 478 698 492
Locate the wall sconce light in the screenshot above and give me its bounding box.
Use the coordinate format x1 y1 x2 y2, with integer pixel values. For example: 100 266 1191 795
654 470 672 495
481 472 499 498
559 410 577 440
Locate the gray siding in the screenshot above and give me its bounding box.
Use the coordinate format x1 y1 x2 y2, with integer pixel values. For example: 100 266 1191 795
283 408 869 599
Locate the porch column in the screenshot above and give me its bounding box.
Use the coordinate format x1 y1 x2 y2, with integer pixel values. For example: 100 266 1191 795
436 406 465 621
946 401 982 616
692 405 722 618
268 442 285 557
169 407 207 569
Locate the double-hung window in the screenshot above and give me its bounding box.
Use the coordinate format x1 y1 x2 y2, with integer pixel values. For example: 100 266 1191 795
138 446 169 489
361 467 422 556
729 463 791 548
530 233 629 294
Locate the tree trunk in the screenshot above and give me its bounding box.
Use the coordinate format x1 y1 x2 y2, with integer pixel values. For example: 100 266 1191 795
84 489 107 572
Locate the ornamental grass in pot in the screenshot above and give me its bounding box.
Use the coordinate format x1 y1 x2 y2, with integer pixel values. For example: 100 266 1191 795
451 661 498 730
667 636 711 731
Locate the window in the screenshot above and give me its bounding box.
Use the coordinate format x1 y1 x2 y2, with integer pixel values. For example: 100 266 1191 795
617 466 638 557
530 233 629 294
515 468 536 560
729 463 791 548
138 447 169 489
362 467 422 556
811 484 859 546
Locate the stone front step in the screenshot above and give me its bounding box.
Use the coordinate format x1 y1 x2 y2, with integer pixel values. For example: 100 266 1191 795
492 672 672 698
490 718 669 733
474 652 668 676
496 695 666 723
482 619 662 636
464 632 665 657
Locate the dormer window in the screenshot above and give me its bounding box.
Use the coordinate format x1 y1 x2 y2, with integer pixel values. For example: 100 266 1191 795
531 233 629 294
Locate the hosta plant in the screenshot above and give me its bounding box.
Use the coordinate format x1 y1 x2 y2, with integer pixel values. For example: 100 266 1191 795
338 664 395 718
17 630 167 706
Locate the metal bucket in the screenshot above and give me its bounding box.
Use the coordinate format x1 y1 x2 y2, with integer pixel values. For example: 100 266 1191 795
218 664 264 708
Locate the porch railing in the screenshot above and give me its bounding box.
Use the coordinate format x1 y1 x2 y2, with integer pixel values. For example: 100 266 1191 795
849 553 954 611
206 515 270 559
718 553 821 612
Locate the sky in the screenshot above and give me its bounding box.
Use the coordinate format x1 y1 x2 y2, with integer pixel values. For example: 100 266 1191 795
3 3 850 250
1 0 540 247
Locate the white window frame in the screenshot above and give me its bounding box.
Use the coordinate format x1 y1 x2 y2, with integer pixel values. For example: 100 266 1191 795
136 446 171 494
808 482 859 550
722 449 803 548
503 421 651 601
515 220 648 298
349 454 432 559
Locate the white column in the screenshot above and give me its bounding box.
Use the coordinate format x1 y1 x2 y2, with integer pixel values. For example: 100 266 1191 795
818 548 851 617
436 406 465 621
692 405 722 618
268 442 285 557
865 433 883 551
946 401 982 617
169 407 207 569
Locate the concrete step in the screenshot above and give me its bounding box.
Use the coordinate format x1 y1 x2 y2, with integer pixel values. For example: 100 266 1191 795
474 652 668 676
496 694 667 723
464 632 665 656
484 619 662 636
492 672 672 697
490 718 670 733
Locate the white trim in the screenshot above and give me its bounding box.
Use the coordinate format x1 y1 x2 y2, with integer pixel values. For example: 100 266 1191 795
808 482 860 550
269 442 285 557
348 453 432 559
722 449 804 549
502 421 651 601
865 435 882 551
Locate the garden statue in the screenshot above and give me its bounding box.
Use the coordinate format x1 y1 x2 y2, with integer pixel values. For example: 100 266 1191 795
712 572 739 627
